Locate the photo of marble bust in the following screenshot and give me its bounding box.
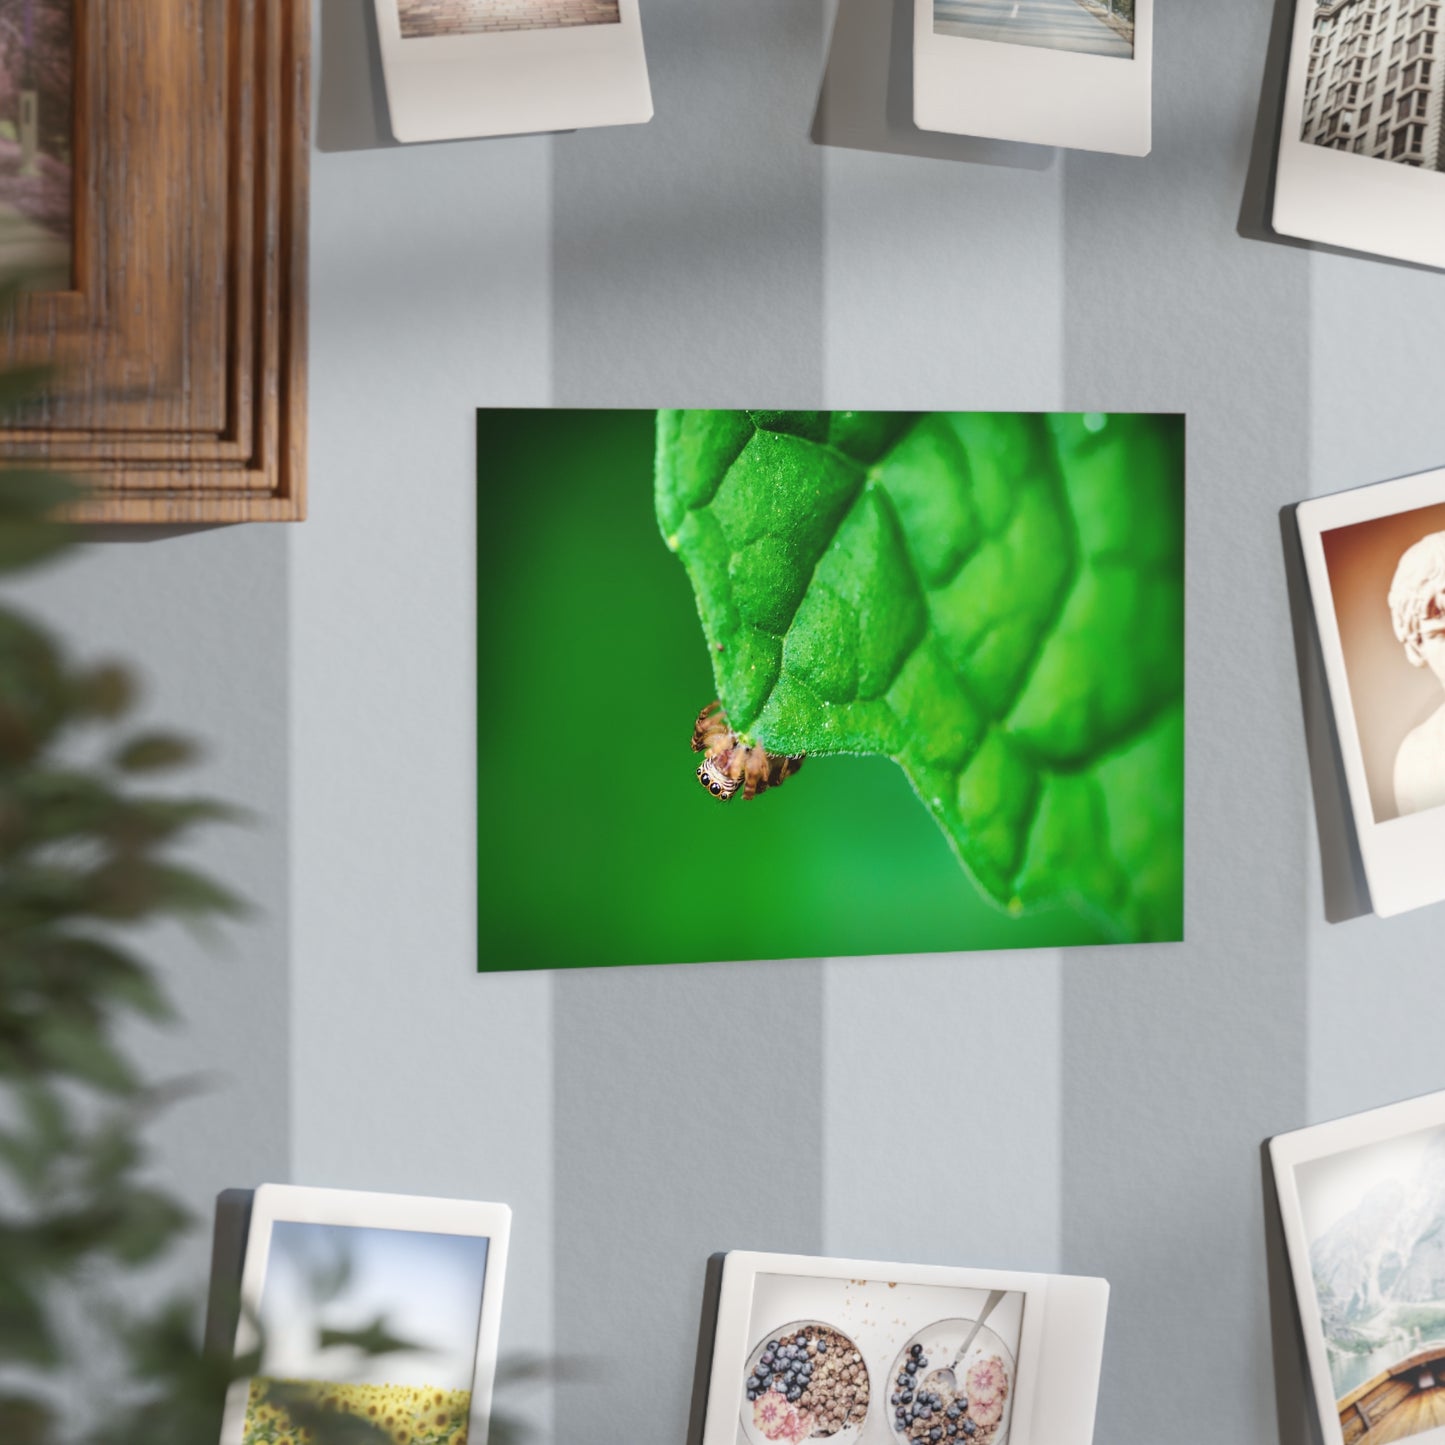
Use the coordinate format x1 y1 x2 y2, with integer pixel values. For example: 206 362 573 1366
1320 500 1445 826
1388 532 1445 819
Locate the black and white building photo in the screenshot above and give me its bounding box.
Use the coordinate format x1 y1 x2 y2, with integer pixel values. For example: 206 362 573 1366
1302 0 1445 171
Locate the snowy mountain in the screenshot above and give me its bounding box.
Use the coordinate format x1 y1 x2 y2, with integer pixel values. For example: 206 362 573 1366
1310 1133 1445 1334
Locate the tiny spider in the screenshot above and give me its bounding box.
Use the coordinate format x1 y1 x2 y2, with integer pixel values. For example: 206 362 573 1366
690 700 805 802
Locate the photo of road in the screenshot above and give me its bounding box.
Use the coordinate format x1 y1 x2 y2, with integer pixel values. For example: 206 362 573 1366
933 0 1134 59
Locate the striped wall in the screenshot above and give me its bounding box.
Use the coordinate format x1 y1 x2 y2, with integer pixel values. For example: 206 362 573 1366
18 3 1445 1444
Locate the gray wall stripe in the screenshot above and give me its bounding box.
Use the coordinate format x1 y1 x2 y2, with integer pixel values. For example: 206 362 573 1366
551 4 829 1442
1059 4 1312 1442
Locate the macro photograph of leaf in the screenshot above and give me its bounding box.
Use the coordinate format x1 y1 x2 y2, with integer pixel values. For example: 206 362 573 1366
477 408 1183 971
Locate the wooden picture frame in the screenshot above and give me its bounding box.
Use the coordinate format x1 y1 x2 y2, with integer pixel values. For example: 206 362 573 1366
0 0 309 523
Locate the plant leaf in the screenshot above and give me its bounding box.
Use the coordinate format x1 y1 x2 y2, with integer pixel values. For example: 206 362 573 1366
111 733 199 773
656 410 1184 943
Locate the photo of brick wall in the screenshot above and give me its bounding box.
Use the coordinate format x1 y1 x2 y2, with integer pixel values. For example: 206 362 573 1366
399 0 621 37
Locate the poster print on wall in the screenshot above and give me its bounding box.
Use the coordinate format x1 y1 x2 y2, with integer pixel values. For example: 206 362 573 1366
693 1252 1109 1445
913 0 1152 154
1274 0 1445 269
476 410 1183 971
1272 1092 1445 1445
1297 465 1445 917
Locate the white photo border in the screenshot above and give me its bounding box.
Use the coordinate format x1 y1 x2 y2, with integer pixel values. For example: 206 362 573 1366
1273 0 1445 270
218 1183 512 1445
699 1251 1109 1445
912 0 1152 156
373 0 653 144
1297 464 1445 918
1271 1089 1445 1445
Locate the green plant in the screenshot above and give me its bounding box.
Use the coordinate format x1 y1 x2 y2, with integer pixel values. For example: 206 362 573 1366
0 337 542 1444
0 339 250 1444
657 409 1184 944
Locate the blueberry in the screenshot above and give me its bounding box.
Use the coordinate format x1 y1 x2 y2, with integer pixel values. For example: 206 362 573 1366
747 1390 757 1401
946 1406 960 1420
963 1425 975 1437
795 1335 807 1346
891 1394 901 1406
902 1392 913 1405
905 1361 917 1375
897 1375 909 1387
947 1428 956 1438
788 1389 801 1402
817 1341 828 1353
768 1341 778 1351
910 1344 923 1358
774 1380 786 1394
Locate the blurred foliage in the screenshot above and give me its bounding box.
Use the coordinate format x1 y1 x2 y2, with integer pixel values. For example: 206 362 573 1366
657 410 1184 944
0 308 540 1444
0 297 246 1444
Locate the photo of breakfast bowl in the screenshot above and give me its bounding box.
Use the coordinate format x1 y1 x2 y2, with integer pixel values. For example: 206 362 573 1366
885 1318 1015 1445
739 1320 870 1445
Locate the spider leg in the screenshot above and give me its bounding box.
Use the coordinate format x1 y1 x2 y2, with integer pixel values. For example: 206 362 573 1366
748 750 805 799
691 699 729 753
741 746 771 800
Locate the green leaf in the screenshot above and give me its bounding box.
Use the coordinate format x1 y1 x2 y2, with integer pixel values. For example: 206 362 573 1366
111 732 199 773
31 1014 140 1094
656 410 1184 943
0 1270 60 1365
68 661 135 720
16 935 177 1023
103 1188 192 1264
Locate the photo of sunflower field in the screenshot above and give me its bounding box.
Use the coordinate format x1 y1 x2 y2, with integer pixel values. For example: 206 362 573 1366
244 1221 491 1445
243 1377 472 1445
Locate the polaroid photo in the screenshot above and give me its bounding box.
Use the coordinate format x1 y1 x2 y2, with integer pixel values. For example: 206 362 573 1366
1272 1091 1445 1445
1273 0 1445 269
695 1251 1109 1445
1297 466 1445 918
373 0 652 144
912 0 1151 155
219 1184 511 1445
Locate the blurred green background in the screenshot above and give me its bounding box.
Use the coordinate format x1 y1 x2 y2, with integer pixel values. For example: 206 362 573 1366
477 410 1109 971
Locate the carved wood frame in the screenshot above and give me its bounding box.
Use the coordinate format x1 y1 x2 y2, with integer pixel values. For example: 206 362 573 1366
0 0 309 522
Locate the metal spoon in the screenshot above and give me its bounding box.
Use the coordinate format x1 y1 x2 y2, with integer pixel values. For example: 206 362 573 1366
919 1290 1008 1394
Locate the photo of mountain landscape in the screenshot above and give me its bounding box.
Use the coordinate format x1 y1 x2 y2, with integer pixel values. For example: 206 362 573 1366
1298 1122 1445 1433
